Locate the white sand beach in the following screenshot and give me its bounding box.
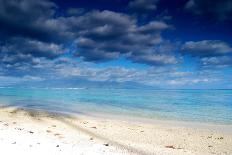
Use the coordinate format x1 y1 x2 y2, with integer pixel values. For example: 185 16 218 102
0 106 232 155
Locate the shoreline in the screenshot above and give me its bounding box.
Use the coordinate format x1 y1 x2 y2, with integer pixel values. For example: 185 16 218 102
0 106 232 155
73 110 232 134
7 103 232 132
18 106 232 134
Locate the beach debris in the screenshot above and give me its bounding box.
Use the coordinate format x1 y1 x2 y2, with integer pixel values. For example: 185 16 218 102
15 127 23 130
28 131 34 134
90 137 94 140
12 122 17 124
208 145 213 148
165 145 183 149
104 143 109 146
215 137 224 140
46 130 51 133
91 126 97 129
83 121 88 124
56 145 59 147
4 123 8 126
165 145 175 149
54 133 61 136
207 136 212 139
52 125 56 127
140 130 144 132
12 142 16 144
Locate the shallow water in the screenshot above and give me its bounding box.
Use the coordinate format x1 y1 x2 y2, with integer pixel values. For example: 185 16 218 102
0 87 232 124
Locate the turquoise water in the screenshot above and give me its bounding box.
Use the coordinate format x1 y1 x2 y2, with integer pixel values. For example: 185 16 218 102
0 87 232 124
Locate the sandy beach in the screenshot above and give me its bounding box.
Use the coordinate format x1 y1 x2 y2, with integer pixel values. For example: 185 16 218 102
0 106 232 155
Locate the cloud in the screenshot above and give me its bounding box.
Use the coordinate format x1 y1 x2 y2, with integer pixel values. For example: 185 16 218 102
66 10 174 65
200 56 232 68
129 41 178 65
128 0 158 12
1 37 64 59
129 54 177 66
0 37 65 73
0 0 175 66
0 0 71 43
0 0 230 88
181 40 232 67
0 0 56 21
53 58 221 88
185 0 232 21
181 40 232 57
166 78 218 85
0 55 227 88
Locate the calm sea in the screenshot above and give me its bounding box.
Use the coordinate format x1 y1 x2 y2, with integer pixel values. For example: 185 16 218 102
0 87 231 124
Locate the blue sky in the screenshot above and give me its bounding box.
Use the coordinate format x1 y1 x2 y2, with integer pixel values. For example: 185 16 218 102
0 0 232 89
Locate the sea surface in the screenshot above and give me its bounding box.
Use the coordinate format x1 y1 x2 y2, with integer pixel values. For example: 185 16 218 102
0 87 232 124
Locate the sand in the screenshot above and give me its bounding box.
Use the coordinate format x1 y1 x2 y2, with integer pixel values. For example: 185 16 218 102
0 106 232 155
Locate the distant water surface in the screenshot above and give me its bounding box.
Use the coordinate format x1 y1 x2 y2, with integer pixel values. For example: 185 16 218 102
0 87 231 124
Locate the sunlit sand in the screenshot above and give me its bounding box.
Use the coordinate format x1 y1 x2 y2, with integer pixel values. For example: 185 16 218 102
1 106 232 155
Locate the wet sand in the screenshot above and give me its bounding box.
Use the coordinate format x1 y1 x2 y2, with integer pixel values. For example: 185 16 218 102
0 106 232 155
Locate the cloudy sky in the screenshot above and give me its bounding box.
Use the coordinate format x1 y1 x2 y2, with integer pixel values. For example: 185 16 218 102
0 0 232 89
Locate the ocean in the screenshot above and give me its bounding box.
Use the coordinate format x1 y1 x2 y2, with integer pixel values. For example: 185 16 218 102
0 87 231 124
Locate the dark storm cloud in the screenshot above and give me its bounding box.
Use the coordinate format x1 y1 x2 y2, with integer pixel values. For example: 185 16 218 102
181 40 232 67
0 37 64 71
1 37 64 58
0 0 71 43
128 0 158 12
0 0 176 66
181 40 232 57
0 0 56 20
67 10 175 65
185 0 232 21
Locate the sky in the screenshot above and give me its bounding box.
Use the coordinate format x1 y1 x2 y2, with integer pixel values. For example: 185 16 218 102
0 0 232 89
